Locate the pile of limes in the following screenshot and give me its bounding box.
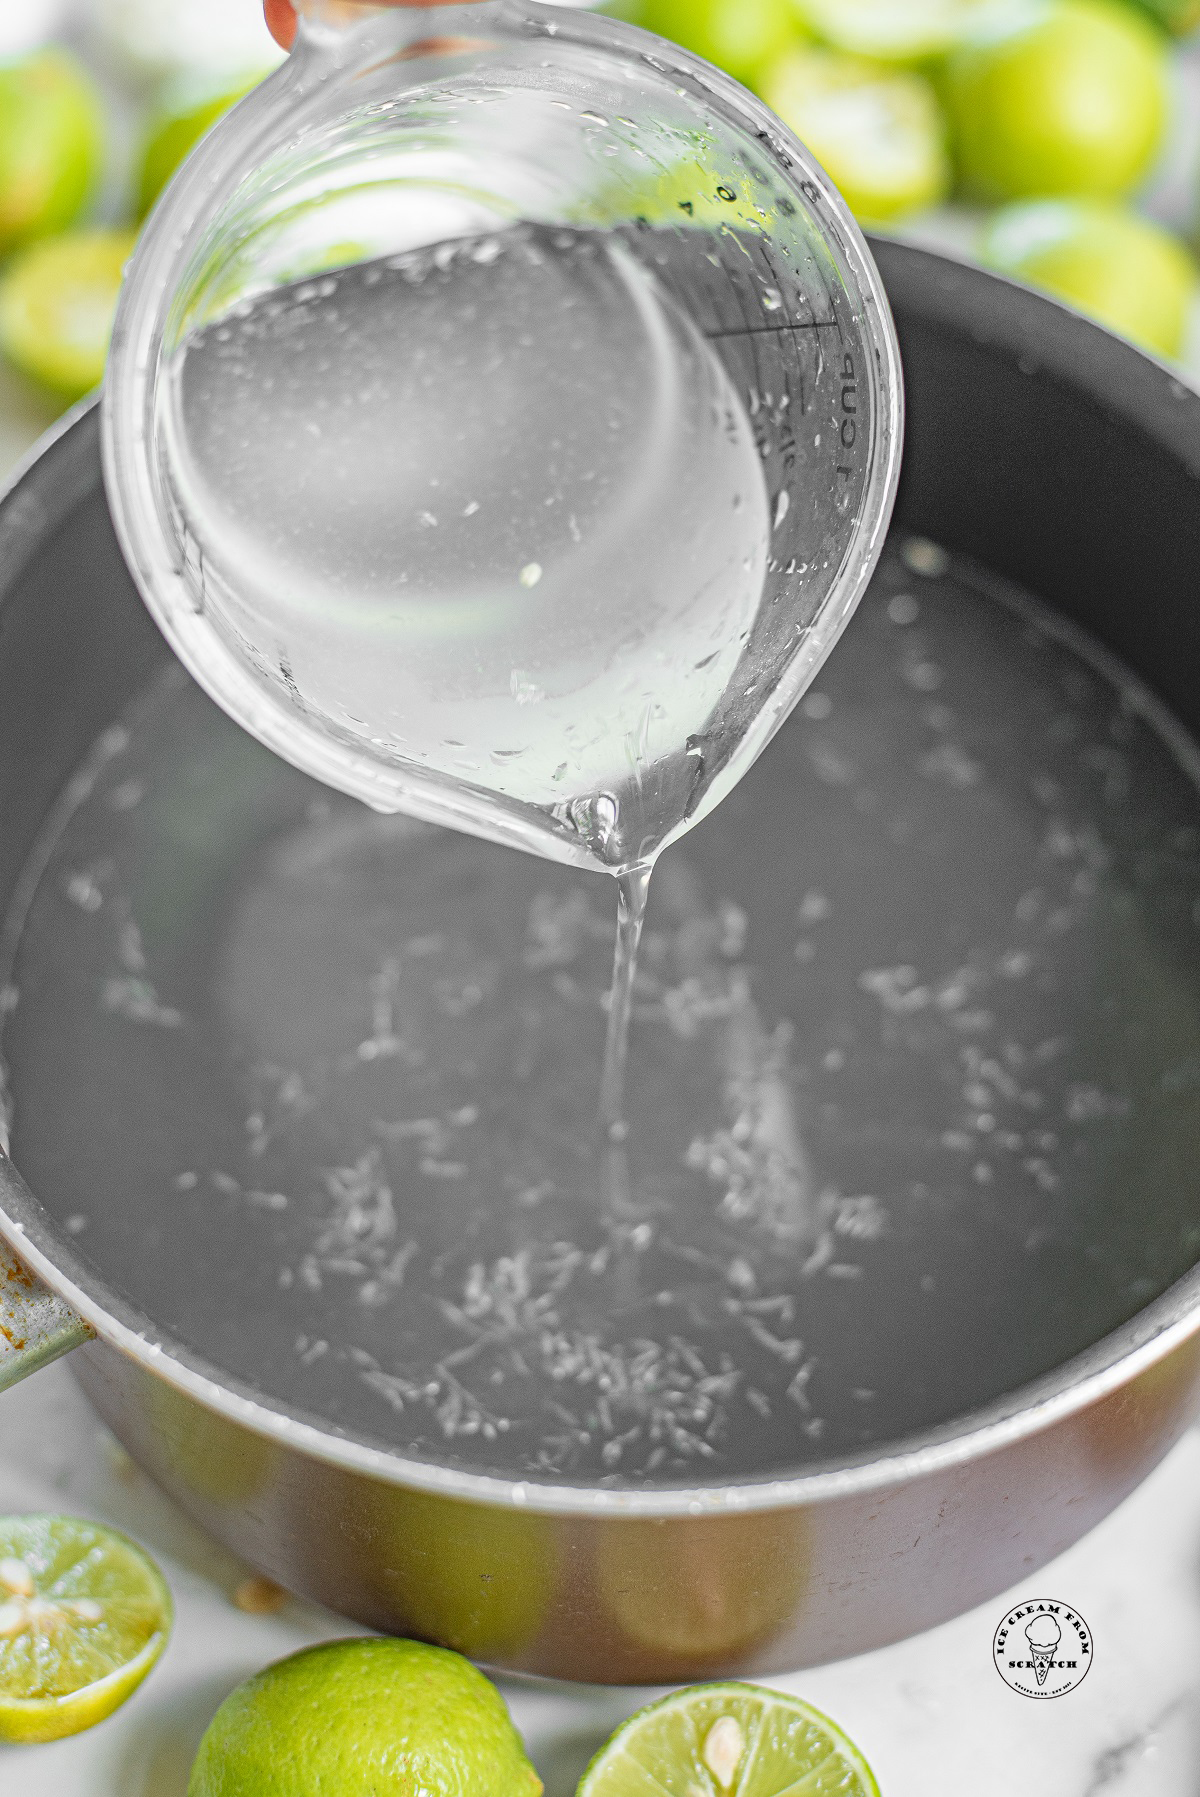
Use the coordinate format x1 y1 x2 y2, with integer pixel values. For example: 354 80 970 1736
0 0 1194 409
627 0 1200 361
0 36 266 407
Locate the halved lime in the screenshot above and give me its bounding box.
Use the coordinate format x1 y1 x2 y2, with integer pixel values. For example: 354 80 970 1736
760 47 951 222
0 1513 172 1744
579 1682 879 1797
137 72 263 218
187 1638 543 1797
981 198 1197 359
0 227 137 402
0 49 106 256
793 0 1002 62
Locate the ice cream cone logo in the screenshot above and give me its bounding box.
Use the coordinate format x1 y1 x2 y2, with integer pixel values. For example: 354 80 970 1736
1024 1615 1061 1686
993 1599 1092 1698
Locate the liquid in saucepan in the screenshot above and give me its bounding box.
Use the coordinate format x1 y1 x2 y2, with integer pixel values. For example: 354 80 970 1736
4 540 1200 1486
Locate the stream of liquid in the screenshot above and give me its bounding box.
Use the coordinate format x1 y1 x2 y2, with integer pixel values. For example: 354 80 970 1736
600 867 653 1137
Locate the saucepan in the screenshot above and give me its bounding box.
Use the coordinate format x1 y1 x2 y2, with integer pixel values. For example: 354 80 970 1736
2 239 1200 1684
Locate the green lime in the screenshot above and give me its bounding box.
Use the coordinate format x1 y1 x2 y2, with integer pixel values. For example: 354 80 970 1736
944 0 1169 201
579 1682 879 1797
0 227 137 402
188 1638 543 1797
636 0 807 88
793 0 1003 62
0 1514 172 1744
981 198 1197 358
0 50 106 255
137 73 263 218
760 47 951 221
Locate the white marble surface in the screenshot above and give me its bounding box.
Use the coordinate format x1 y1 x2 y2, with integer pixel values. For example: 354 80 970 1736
1 1361 1199 1796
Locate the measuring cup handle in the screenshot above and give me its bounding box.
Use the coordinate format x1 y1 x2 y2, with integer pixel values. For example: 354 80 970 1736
0 1242 93 1393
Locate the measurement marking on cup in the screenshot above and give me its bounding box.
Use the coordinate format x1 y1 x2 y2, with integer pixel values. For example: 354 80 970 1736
837 352 858 482
706 319 842 341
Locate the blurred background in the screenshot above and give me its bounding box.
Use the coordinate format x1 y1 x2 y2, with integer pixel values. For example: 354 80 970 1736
1 0 1198 481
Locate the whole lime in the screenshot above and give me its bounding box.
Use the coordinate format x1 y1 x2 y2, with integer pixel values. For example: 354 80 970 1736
944 0 1169 200
0 227 136 402
186 1638 543 1797
760 47 950 222
981 198 1197 359
0 50 105 255
636 0 807 88
137 74 262 218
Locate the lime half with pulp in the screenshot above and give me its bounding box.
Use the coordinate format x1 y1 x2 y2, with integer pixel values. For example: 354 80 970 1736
0 1513 172 1744
579 1682 879 1797
0 226 137 402
760 47 950 223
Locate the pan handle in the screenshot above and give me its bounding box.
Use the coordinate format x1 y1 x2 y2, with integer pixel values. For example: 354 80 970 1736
0 1244 94 1391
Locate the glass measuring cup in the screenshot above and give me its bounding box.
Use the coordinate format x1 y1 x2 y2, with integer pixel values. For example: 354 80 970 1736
102 0 903 880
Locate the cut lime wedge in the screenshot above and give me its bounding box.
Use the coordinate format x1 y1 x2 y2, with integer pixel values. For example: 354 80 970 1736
0 1513 172 1743
578 1682 880 1797
760 48 950 223
0 227 137 402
